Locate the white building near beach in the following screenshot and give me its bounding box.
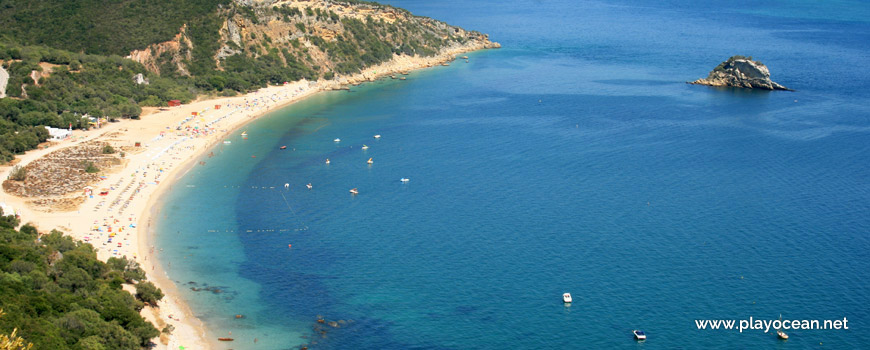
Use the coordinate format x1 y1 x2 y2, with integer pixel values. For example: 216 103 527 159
45 126 72 141
0 202 14 217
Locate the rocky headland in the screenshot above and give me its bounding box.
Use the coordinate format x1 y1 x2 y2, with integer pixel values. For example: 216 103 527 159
690 55 790 91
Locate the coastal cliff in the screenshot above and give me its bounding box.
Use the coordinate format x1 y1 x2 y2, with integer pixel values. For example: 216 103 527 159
0 0 498 163
128 0 500 81
690 56 790 91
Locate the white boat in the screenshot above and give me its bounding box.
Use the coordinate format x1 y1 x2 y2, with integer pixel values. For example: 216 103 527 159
223 141 231 144
361 144 369 150
400 178 410 183
562 293 572 303
367 158 373 164
374 134 381 139
241 131 247 136
349 188 358 195
306 183 312 190
334 138 341 142
633 330 646 341
325 158 330 164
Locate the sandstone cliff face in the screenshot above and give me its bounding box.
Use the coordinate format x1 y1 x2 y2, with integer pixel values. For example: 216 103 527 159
691 56 790 91
127 0 498 79
127 25 194 76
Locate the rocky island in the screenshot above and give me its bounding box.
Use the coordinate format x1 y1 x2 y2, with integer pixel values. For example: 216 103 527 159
690 55 791 91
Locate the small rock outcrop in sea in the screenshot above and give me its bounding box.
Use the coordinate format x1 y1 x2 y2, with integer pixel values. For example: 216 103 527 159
690 55 790 91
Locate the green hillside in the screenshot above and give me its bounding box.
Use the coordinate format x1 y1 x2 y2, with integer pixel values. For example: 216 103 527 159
0 211 162 349
0 0 226 56
0 0 493 163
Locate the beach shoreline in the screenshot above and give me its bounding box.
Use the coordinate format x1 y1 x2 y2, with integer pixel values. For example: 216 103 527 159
0 43 494 349
136 82 323 349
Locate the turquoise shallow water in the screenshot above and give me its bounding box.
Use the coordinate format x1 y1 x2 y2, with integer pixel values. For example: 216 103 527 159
155 1 870 348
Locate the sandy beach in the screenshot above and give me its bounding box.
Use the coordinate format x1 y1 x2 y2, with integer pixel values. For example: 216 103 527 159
0 45 491 349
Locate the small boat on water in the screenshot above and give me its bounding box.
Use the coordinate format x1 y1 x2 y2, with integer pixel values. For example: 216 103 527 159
306 183 313 190
367 158 373 164
633 330 646 341
218 337 234 341
399 77 406 80
280 145 287 150
461 56 469 59
349 188 359 195
334 138 341 142
562 293 572 303
374 134 381 139
325 158 330 164
400 178 410 183
223 141 231 144
361 144 369 150
241 131 247 136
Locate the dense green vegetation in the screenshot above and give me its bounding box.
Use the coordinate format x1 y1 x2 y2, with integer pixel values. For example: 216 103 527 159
0 213 161 349
0 0 479 162
0 0 228 56
0 43 195 162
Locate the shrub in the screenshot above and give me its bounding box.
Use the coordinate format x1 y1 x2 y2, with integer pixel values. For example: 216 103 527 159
102 145 115 154
8 165 26 181
84 162 99 173
135 281 165 305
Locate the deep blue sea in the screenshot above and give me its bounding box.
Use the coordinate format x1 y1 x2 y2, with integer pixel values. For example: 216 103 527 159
154 1 870 348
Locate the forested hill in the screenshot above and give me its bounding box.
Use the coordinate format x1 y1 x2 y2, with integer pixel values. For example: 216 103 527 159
0 0 224 56
0 0 497 162
0 212 165 349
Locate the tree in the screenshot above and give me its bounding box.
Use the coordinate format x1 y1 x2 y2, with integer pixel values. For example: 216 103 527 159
41 230 77 252
119 104 141 119
135 281 164 305
0 225 161 349
0 209 20 229
106 257 145 283
0 309 33 350
7 166 25 181
75 336 106 350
